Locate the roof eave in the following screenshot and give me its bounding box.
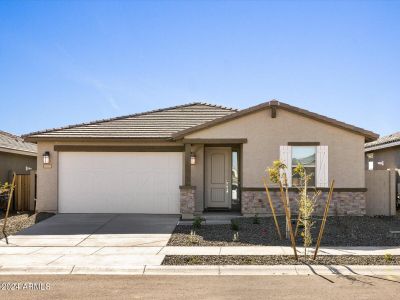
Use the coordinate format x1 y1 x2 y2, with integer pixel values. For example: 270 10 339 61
0 147 37 157
365 140 400 152
23 136 174 143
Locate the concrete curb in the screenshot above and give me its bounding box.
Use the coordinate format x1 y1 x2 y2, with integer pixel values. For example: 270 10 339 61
1 265 400 276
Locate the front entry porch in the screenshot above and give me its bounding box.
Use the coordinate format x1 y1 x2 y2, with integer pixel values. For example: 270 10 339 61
179 139 246 219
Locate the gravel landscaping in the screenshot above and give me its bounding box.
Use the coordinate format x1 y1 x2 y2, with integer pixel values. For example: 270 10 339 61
0 211 54 239
163 255 400 265
168 216 400 246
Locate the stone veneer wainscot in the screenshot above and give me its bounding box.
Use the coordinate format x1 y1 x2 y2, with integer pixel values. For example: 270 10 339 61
241 190 366 216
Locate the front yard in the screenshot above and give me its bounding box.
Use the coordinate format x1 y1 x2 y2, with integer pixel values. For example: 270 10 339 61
0 211 54 239
168 216 400 247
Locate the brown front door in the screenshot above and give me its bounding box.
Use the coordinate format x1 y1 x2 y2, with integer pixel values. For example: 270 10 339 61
205 147 231 209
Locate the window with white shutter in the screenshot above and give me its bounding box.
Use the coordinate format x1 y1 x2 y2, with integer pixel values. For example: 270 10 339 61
291 146 316 186
316 145 329 187
281 145 328 187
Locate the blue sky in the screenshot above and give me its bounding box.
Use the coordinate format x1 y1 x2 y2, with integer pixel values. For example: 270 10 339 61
1 1 399 137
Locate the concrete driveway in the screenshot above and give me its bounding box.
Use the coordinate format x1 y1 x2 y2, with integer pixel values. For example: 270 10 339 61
0 214 179 247
0 214 179 270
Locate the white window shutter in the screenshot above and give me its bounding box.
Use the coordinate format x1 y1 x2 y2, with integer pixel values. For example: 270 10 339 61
316 146 328 187
279 146 292 187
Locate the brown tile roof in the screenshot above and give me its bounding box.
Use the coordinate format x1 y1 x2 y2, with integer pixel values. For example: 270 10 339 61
23 100 378 143
365 131 400 152
0 130 37 155
172 100 379 142
23 103 237 141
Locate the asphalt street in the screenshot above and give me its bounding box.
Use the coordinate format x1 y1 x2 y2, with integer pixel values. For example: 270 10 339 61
1 275 400 299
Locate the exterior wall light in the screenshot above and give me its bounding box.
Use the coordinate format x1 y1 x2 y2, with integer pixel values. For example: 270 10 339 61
190 153 196 165
43 151 50 164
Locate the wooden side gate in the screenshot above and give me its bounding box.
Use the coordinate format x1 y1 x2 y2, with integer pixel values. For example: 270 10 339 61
366 170 397 216
12 170 36 211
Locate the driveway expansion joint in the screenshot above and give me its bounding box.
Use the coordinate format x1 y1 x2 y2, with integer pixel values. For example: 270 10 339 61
75 214 120 247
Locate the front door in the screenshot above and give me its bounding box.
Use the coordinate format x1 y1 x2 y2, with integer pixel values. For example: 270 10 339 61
205 147 231 209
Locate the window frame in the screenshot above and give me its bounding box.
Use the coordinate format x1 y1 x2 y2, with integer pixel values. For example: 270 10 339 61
290 145 317 187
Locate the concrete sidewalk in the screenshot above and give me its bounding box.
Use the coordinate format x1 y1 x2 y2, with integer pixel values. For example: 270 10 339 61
0 245 399 275
3 245 399 255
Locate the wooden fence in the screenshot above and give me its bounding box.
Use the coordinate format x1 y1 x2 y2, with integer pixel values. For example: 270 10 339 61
365 170 397 216
10 171 36 211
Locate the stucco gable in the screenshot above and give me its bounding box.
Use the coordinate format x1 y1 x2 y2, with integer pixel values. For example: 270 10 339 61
172 100 378 142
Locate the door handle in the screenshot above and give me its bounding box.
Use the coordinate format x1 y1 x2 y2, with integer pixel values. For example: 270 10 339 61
226 180 230 193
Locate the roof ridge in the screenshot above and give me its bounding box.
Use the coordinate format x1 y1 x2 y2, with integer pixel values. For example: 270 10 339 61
22 102 237 138
387 131 400 137
195 102 238 112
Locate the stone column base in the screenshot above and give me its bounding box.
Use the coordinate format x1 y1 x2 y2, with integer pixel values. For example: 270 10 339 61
180 185 196 220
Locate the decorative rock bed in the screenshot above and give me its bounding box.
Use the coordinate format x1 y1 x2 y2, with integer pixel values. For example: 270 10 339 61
168 216 400 247
162 255 400 265
0 212 54 239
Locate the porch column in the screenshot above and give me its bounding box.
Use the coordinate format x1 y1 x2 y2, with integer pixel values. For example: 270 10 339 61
180 143 196 219
184 143 191 186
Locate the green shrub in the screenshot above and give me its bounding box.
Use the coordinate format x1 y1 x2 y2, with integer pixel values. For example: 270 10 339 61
231 219 240 231
188 256 201 264
253 214 260 224
384 253 393 262
192 216 202 229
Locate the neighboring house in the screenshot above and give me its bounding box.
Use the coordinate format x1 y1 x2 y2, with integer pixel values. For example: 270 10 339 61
365 132 400 206
0 130 37 184
365 132 400 171
24 100 378 218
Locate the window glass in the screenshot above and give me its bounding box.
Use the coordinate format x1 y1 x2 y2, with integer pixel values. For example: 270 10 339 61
232 151 238 201
292 146 316 186
292 146 316 166
368 161 374 170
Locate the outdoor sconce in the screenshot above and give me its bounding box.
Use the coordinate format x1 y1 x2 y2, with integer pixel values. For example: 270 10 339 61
190 152 196 165
43 151 50 164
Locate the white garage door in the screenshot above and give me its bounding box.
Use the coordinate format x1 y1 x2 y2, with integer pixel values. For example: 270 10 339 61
58 152 183 213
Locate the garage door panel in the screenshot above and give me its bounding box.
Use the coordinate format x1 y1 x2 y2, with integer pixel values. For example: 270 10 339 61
58 152 182 213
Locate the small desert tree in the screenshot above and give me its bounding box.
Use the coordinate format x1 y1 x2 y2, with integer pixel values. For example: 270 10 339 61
292 164 321 258
1 175 16 240
0 182 12 195
0 181 13 210
267 161 298 260
268 160 294 238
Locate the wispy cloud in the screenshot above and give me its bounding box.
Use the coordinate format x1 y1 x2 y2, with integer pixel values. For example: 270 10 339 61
108 96 120 111
55 43 122 112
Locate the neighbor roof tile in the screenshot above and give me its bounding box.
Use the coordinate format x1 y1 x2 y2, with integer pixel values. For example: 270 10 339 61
0 130 37 154
365 132 400 151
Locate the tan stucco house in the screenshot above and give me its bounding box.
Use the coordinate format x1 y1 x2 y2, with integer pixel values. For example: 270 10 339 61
24 100 378 218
